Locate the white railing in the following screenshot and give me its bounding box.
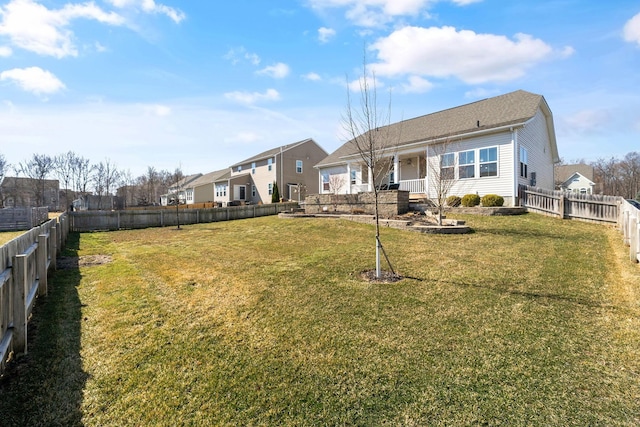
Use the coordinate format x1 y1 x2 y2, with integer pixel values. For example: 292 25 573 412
399 179 426 194
620 200 640 263
350 184 370 193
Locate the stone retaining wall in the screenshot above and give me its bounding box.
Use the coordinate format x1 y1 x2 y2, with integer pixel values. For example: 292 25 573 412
303 191 410 217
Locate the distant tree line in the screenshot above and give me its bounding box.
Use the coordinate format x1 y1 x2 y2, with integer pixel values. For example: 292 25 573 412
591 152 640 200
0 151 183 210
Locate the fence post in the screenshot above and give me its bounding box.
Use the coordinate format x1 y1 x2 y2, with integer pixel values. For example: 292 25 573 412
631 215 639 263
12 254 28 355
49 226 57 270
37 234 48 296
559 193 565 219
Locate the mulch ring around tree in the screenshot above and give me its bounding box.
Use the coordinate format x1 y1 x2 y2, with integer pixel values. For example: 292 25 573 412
57 255 113 270
360 269 403 283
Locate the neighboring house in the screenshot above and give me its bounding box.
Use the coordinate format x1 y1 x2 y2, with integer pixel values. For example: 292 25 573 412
555 164 595 194
160 174 202 206
315 90 560 206
218 138 328 205
0 176 60 211
184 169 230 205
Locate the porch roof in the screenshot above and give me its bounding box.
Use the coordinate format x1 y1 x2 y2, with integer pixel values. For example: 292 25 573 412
315 90 555 168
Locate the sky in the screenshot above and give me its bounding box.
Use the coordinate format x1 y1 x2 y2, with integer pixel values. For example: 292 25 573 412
0 0 639 178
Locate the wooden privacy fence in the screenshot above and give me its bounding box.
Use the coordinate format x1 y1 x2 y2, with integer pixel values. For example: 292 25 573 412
620 200 640 263
69 202 299 232
0 207 49 231
520 185 639 263
0 214 69 375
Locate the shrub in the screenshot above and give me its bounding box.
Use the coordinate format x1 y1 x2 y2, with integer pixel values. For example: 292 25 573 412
446 195 461 207
461 194 480 207
481 194 504 207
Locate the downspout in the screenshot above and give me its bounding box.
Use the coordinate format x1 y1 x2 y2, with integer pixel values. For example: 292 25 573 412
512 128 518 206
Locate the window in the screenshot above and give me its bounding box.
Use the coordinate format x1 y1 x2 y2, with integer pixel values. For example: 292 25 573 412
350 169 357 185
251 162 256 175
441 153 455 180
480 147 498 177
186 189 193 201
322 172 330 191
237 165 242 172
268 158 273 171
252 185 256 197
458 150 475 179
268 183 273 195
519 146 528 178
296 160 303 174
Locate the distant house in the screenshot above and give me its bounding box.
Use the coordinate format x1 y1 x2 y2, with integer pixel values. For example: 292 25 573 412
182 169 230 205
160 174 202 206
315 90 560 206
555 164 596 194
216 138 328 205
72 194 124 211
0 176 60 211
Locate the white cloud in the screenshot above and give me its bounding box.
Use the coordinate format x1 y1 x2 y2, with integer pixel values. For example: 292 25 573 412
0 46 11 56
370 26 553 84
256 62 290 79
347 75 384 92
399 75 433 93
623 12 640 46
224 46 261 65
0 0 124 58
563 109 611 133
307 0 480 27
0 66 65 95
143 104 171 116
318 26 336 43
107 0 185 23
224 88 281 105
303 72 322 81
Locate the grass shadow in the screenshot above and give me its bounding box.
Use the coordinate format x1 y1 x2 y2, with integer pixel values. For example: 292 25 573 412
0 232 89 426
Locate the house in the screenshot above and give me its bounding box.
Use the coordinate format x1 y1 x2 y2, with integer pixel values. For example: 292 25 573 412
72 194 124 211
315 90 560 206
0 176 60 211
160 174 202 206
216 138 328 205
555 164 595 194
182 169 230 205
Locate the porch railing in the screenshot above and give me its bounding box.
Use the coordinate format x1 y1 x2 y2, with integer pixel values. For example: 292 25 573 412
399 179 426 194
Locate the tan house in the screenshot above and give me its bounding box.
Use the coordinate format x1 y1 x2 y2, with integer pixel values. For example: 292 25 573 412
184 169 231 205
315 90 560 206
160 174 202 206
1 176 60 211
216 138 328 205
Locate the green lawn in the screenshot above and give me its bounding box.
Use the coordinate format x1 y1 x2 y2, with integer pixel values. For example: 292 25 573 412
1 213 639 426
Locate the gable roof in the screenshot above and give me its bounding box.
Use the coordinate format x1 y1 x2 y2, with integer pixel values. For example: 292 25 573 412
555 163 594 183
559 171 595 188
316 90 557 167
187 169 231 188
230 138 326 168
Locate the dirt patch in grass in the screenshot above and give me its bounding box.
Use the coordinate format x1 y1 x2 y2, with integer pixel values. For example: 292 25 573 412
360 269 403 283
57 255 113 270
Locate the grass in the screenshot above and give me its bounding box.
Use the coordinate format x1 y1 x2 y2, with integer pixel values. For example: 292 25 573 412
0 230 26 245
1 213 639 425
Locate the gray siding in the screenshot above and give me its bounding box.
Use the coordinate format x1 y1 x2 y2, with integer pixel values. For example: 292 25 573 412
517 109 555 190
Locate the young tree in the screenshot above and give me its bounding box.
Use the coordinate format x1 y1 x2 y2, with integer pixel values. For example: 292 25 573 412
271 181 280 203
427 137 460 226
54 151 80 211
170 167 185 229
342 57 398 279
328 174 346 211
93 158 120 210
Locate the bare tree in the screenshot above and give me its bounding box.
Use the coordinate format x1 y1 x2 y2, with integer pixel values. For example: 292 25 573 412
427 138 461 226
342 56 399 279
0 153 8 207
93 158 120 210
169 167 185 229
19 154 56 208
54 151 81 211
72 155 92 196
328 174 346 211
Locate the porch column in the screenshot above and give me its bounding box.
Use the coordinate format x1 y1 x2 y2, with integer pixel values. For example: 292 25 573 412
368 166 373 192
393 157 399 183
346 162 352 194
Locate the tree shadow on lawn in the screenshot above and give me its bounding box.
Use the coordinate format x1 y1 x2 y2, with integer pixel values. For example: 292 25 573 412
0 232 89 426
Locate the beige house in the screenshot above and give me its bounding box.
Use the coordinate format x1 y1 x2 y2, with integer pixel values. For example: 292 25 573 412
184 169 230 205
315 90 560 206
1 177 60 211
160 174 202 206
215 138 328 205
